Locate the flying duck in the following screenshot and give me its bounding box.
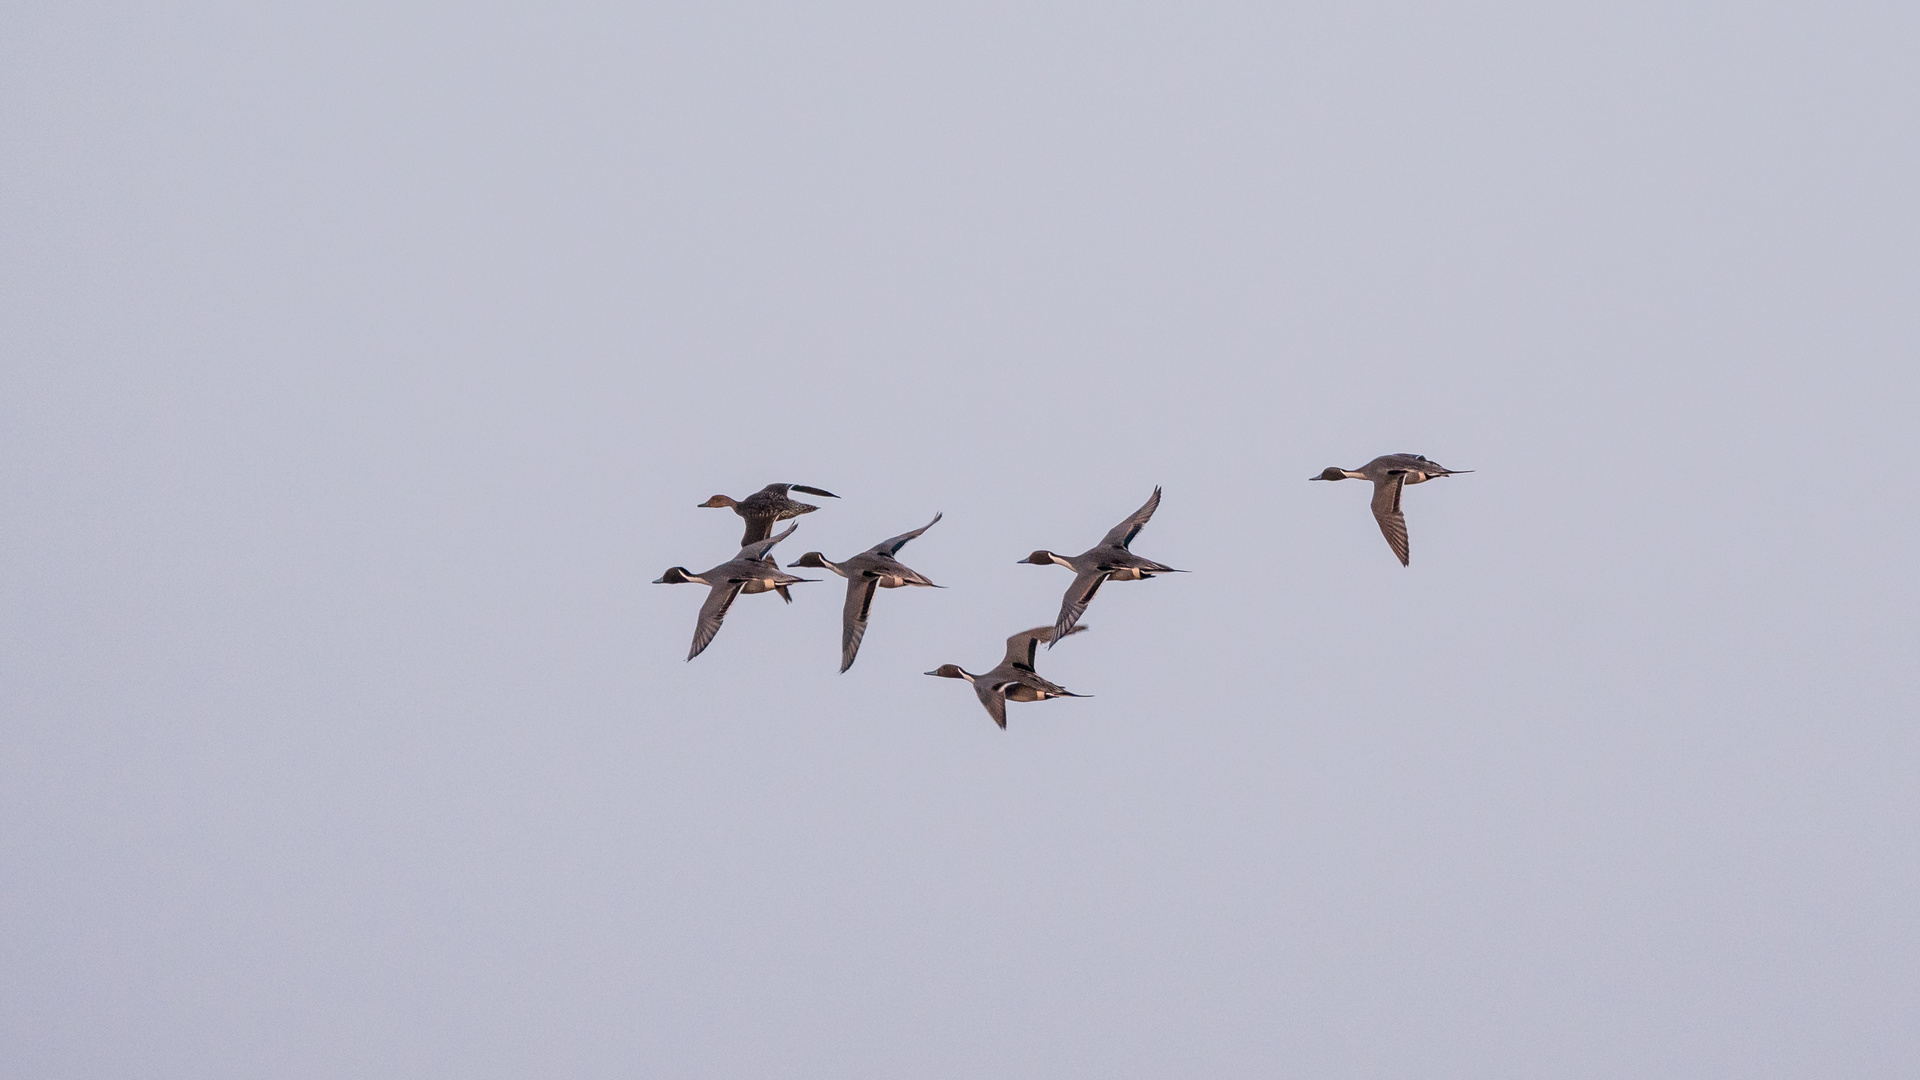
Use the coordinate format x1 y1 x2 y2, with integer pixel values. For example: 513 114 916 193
1310 454 1471 566
653 523 816 660
1019 486 1184 645
698 483 839 546
788 512 944 672
924 624 1089 729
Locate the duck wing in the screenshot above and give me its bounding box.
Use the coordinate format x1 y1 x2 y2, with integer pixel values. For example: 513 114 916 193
1004 623 1088 669
839 575 880 673
737 522 798 562
688 581 745 660
868 511 943 556
737 515 774 547
975 683 1010 729
1051 568 1108 644
736 486 828 543
1099 486 1162 550
731 488 786 544
1371 472 1410 566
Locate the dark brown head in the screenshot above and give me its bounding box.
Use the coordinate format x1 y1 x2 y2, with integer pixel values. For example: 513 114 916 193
1019 550 1059 565
697 494 738 508
787 552 830 569
923 664 970 680
1310 468 1348 481
653 567 700 584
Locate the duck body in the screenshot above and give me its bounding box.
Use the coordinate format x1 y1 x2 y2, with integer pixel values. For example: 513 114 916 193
698 483 839 546
653 523 817 660
1310 454 1471 566
1020 486 1184 645
789 512 944 672
924 624 1089 729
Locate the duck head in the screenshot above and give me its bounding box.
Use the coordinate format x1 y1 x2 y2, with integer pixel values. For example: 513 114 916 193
1019 550 1063 566
923 664 973 681
787 551 830 569
1310 467 1350 481
653 567 705 585
697 494 738 508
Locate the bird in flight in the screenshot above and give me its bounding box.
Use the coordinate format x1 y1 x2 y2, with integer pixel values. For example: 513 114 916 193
1310 454 1471 566
1020 486 1184 646
925 624 1089 729
698 483 839 546
789 512 945 673
653 523 817 660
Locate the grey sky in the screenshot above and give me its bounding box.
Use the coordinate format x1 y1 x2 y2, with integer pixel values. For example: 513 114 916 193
4 1 1916 1076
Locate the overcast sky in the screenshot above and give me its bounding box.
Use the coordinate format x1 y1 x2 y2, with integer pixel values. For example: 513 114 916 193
4 2 1917 1077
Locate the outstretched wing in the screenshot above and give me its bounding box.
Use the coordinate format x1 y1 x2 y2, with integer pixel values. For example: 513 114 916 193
868 511 943 557
737 516 774 547
1051 569 1108 645
1002 625 1052 669
839 576 880 673
1100 486 1162 549
689 582 744 660
1371 472 1410 566
1004 623 1089 669
738 521 798 562
976 683 1009 729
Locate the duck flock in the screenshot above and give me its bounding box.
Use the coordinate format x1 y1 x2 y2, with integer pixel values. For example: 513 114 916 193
656 454 1470 728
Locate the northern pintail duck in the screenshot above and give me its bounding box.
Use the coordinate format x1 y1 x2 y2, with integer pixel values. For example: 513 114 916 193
1019 486 1184 645
653 523 817 660
698 483 839 546
924 624 1089 729
1310 454 1472 566
788 512 944 673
